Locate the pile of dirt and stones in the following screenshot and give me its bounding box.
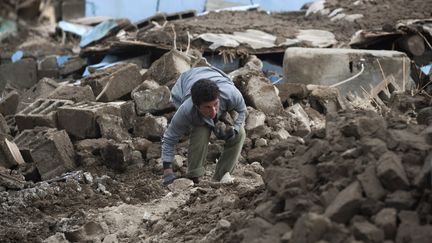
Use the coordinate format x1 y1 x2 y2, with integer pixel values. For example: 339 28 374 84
0 0 431 243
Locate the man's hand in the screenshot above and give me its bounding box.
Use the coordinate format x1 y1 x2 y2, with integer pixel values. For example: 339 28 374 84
163 163 176 186
214 122 236 141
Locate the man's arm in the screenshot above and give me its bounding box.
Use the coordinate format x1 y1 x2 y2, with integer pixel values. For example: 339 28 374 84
161 106 191 163
230 88 247 132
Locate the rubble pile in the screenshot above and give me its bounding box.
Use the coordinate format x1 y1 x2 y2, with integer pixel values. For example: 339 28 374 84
0 0 431 242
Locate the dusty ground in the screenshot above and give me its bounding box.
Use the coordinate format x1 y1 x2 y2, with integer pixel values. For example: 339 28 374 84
0 0 431 243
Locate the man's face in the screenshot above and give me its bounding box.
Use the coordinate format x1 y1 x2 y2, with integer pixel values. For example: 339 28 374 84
197 98 219 119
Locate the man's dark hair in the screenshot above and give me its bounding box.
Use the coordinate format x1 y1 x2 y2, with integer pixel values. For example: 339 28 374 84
191 79 220 106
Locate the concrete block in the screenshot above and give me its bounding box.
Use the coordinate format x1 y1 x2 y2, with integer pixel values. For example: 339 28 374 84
15 99 73 131
283 48 412 101
376 152 410 191
47 85 96 102
352 221 385 243
133 114 167 140
374 208 397 240
59 56 87 76
81 63 142 102
57 101 121 139
30 129 76 180
357 165 388 200
96 114 131 142
38 55 59 79
324 181 363 223
0 90 20 116
145 49 193 86
0 58 37 92
18 78 60 111
384 190 415 210
132 86 172 115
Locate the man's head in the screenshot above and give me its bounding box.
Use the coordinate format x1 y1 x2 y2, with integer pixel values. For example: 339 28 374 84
191 79 220 119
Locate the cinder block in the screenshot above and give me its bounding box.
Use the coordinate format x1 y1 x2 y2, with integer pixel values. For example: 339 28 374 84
18 78 60 111
13 127 51 163
57 101 122 139
81 63 142 102
283 48 412 101
15 99 73 131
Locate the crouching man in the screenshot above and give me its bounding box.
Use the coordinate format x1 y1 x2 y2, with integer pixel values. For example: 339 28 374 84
161 66 247 185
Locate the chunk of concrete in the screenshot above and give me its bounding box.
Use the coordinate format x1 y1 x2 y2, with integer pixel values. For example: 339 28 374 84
384 190 415 210
47 85 96 102
291 213 333 243
235 74 283 115
57 101 122 139
132 86 173 115
0 58 37 92
307 85 346 113
275 82 308 104
59 56 87 76
0 90 20 116
286 104 311 137
376 152 410 191
374 208 397 239
357 165 388 201
23 128 76 180
15 99 73 131
0 114 10 135
352 221 385 243
283 48 412 100
144 49 193 86
245 107 266 132
133 114 167 141
38 55 59 79
81 63 142 102
324 181 363 223
0 134 25 168
396 211 432 243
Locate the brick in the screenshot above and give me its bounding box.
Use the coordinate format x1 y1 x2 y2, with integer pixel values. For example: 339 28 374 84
57 101 122 139
15 99 73 131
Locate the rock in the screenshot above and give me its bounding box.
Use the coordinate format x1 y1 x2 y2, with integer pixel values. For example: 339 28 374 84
217 219 231 229
291 213 348 243
376 152 410 191
308 85 346 114
167 178 194 191
47 85 96 102
133 114 167 141
42 232 69 243
357 165 388 200
374 208 397 240
352 221 385 243
254 138 267 147
101 143 133 172
0 90 20 116
0 58 37 93
286 104 312 137
245 107 266 132
324 181 363 224
384 190 415 210
97 114 131 142
132 86 173 115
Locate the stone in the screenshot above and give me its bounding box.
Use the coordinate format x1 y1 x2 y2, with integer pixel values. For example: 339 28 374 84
0 58 37 92
47 85 96 102
286 104 311 137
275 82 308 103
357 165 388 200
167 178 194 192
64 221 104 242
376 152 410 191
413 151 432 188
417 107 432 125
264 166 306 198
133 114 167 141
291 213 342 243
352 221 385 243
81 63 142 102
42 232 69 243
59 56 87 76
324 181 363 223
396 211 432 243
308 85 346 113
15 99 73 131
132 86 173 115
283 48 412 100
387 129 430 151
254 138 267 147
374 208 397 240
0 114 10 135
0 90 20 116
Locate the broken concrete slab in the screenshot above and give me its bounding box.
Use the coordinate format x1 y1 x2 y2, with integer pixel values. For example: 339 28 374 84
133 114 167 141
132 85 173 115
324 181 363 224
0 90 20 116
283 48 412 101
57 101 122 139
0 58 37 92
81 63 142 102
15 99 73 131
47 85 96 102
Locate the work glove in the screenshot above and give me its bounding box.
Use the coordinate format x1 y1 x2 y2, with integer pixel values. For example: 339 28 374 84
214 122 236 141
163 164 176 186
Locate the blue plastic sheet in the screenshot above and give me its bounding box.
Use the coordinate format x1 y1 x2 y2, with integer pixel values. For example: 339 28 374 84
82 55 119 76
421 64 432 75
58 21 91 36
56 55 70 66
80 19 118 47
11 51 23 63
